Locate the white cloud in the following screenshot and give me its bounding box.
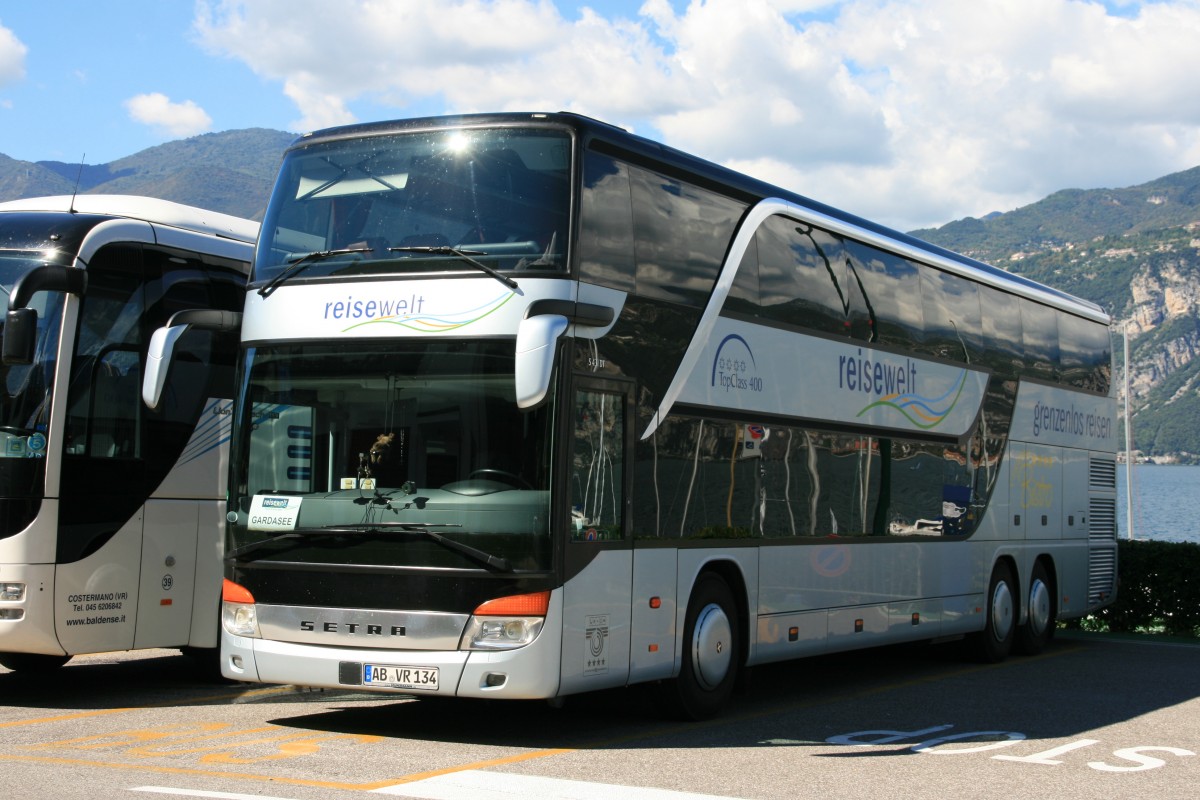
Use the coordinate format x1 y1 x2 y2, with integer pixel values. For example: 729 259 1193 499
0 22 28 85
124 92 213 138
192 0 1200 230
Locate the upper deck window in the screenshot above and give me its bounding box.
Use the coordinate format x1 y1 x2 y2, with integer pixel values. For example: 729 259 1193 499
255 127 571 286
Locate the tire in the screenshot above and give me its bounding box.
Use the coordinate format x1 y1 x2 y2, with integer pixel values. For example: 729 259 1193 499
969 560 1016 663
1014 560 1056 656
658 572 740 720
0 652 70 674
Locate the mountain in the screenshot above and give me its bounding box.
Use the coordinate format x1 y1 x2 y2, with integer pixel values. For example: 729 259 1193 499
0 128 296 220
3 131 1200 459
913 168 1200 462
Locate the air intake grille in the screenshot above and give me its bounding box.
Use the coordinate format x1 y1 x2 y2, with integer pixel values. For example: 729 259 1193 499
1089 497 1116 540
1088 546 1117 608
1089 458 1117 490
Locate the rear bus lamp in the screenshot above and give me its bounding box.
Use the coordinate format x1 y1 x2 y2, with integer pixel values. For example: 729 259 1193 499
221 579 260 638
460 590 550 651
1 582 24 601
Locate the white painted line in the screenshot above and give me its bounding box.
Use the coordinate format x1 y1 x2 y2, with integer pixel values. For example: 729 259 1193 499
130 787 300 800
371 770 749 799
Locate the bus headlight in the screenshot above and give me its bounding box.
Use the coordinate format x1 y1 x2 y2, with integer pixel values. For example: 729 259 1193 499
459 590 549 651
461 616 545 650
222 602 260 637
221 579 259 638
1 583 24 601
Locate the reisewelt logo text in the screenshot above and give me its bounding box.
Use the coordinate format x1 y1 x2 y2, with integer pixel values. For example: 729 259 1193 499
320 290 515 333
840 348 967 430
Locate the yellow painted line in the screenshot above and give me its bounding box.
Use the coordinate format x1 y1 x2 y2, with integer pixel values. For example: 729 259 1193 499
352 748 578 791
0 685 295 729
0 748 579 793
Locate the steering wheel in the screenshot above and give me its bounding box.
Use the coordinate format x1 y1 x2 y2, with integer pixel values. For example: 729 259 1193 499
0 426 31 436
467 469 534 490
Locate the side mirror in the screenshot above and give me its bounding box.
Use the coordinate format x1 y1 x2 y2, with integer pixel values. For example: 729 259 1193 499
3 265 88 366
143 309 241 410
514 314 569 408
2 309 37 366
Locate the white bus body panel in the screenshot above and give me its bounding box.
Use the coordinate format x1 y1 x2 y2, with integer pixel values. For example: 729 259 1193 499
559 551 632 695
629 547 678 683
223 590 565 700
151 400 235 499
53 513 141 654
134 501 198 649
751 539 987 665
0 563 61 655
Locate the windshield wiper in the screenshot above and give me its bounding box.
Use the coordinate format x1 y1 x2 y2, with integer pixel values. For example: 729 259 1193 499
388 246 519 290
257 246 372 298
227 522 514 572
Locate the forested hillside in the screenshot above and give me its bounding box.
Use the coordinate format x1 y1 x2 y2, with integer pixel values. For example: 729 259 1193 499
0 128 294 219
914 169 1200 460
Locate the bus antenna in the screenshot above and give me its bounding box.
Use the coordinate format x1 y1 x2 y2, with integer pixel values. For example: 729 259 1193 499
69 154 85 213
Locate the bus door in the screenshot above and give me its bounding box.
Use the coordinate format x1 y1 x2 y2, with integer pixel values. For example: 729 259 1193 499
55 243 149 653
559 379 633 695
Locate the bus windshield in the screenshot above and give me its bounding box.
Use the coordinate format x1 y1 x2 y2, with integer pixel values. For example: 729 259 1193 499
254 127 571 289
228 340 555 572
0 253 65 535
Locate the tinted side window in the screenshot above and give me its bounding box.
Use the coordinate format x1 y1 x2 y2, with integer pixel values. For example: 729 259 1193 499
1020 299 1060 383
757 217 852 336
571 388 626 541
64 244 145 460
144 247 217 432
979 286 1024 379
849 243 923 350
577 151 635 293
628 167 744 307
921 268 982 363
1059 313 1112 395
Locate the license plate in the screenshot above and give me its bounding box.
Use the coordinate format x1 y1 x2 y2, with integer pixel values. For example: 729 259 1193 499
362 663 439 690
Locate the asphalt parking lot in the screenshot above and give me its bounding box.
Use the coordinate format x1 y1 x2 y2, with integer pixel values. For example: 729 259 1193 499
1 632 1197 799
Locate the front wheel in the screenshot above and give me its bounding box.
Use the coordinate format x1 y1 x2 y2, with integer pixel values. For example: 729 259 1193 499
658 572 740 720
969 561 1016 663
1014 561 1056 655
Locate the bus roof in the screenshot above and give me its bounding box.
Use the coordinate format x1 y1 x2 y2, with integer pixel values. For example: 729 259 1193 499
291 112 1107 323
0 195 259 245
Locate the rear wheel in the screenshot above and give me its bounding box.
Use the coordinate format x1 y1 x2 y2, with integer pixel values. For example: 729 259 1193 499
658 572 740 720
969 561 1016 663
1015 560 1056 655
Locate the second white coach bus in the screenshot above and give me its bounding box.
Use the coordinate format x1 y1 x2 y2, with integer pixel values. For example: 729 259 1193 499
217 113 1116 718
0 195 254 672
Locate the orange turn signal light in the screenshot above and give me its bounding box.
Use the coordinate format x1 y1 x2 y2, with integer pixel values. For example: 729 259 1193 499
222 578 255 604
473 590 550 616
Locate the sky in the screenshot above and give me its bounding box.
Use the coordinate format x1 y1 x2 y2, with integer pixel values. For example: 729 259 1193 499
3 0 1200 232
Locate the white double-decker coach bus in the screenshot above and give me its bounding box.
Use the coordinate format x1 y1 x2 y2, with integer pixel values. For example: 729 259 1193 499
0 195 254 673
218 113 1116 718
